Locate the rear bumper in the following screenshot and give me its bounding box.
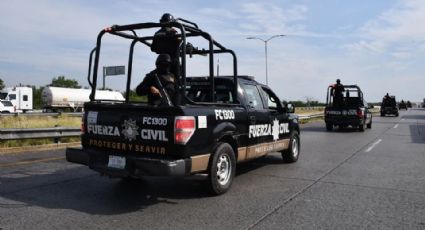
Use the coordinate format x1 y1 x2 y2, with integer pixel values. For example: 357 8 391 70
325 116 363 126
66 147 191 177
381 107 398 114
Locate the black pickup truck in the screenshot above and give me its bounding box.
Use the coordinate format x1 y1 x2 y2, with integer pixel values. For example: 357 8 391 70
324 84 372 131
380 95 398 117
66 18 300 195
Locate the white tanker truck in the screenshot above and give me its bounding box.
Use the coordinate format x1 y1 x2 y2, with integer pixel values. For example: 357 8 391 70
42 87 124 112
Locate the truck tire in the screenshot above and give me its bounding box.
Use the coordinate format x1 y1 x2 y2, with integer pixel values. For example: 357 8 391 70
359 122 365 132
207 142 236 195
281 131 300 163
367 120 372 129
326 123 333 131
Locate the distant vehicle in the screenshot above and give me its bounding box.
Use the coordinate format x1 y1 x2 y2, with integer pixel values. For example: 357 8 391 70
1 87 33 112
41 86 125 112
324 84 372 131
407 101 412 108
380 95 398 117
399 100 408 110
0 100 15 113
423 99 425 108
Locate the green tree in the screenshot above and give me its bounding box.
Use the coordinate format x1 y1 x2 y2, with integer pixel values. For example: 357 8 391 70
126 89 147 102
32 86 44 109
0 78 5 90
50 76 81 88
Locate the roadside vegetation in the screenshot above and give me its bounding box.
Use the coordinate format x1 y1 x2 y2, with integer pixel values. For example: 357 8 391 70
0 114 81 148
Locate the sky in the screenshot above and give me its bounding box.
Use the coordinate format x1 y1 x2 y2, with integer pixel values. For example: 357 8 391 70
0 0 424 102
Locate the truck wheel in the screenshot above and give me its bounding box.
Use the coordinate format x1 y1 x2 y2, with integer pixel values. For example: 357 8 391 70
326 123 333 131
380 113 384 117
207 143 236 195
367 121 372 129
359 122 365 132
281 131 300 163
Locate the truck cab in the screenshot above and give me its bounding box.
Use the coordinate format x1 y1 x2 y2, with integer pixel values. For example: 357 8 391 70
66 17 300 195
2 87 33 113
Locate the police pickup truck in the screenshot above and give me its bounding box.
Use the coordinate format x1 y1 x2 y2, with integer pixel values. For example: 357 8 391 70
324 84 372 131
380 95 398 117
66 18 300 195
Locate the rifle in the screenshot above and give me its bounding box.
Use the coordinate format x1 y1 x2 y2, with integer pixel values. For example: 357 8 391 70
153 74 173 106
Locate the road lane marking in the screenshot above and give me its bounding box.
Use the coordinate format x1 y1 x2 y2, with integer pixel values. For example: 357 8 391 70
401 119 405 121
0 156 65 168
365 139 382 152
393 124 399 129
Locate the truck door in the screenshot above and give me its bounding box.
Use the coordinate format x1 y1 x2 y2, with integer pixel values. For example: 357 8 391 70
240 83 270 159
258 86 291 145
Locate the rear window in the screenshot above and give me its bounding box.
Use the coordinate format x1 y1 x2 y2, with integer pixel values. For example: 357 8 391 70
1 101 13 106
186 78 236 103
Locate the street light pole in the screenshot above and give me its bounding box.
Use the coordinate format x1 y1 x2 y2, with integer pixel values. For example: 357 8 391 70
247 35 285 85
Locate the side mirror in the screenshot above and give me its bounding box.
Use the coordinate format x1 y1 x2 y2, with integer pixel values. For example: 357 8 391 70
287 103 295 113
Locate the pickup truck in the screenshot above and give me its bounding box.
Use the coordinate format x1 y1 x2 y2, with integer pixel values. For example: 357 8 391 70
66 18 300 195
324 84 372 131
380 95 398 117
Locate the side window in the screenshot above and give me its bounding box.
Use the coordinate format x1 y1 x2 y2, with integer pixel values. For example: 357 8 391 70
23 95 28 101
259 87 280 111
8 94 16 100
241 84 264 110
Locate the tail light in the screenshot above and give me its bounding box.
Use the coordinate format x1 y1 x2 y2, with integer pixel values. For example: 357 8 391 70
174 116 196 144
357 108 364 118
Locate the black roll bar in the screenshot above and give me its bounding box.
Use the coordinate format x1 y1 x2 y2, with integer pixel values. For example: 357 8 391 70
88 19 238 105
87 48 96 88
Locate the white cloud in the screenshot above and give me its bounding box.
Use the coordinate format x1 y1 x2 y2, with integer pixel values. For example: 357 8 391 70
240 3 307 35
347 0 425 55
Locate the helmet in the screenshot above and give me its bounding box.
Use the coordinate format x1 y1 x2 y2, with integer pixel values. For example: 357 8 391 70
160 13 175 23
336 79 341 84
155 54 172 66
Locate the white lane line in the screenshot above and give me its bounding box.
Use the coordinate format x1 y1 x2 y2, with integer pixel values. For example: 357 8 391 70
393 124 399 129
365 139 382 153
401 119 405 121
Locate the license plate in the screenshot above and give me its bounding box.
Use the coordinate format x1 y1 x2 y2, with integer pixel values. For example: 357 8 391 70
108 155 126 169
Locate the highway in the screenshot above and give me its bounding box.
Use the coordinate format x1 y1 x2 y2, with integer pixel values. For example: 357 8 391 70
0 109 424 229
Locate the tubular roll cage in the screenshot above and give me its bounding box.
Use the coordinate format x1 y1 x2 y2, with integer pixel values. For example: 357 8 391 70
87 18 238 105
326 85 363 105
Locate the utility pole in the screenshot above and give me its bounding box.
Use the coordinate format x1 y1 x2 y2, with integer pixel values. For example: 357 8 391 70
247 35 285 85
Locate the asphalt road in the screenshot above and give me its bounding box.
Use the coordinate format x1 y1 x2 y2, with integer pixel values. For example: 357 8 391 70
1 109 424 229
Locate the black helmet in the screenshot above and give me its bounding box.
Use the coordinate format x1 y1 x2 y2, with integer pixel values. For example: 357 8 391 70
155 54 172 66
336 79 341 84
160 13 175 23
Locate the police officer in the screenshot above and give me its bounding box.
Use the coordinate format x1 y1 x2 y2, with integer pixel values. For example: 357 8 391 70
151 13 181 77
136 54 178 106
331 79 344 107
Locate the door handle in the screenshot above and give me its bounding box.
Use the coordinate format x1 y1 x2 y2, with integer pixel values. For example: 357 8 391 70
250 116 256 124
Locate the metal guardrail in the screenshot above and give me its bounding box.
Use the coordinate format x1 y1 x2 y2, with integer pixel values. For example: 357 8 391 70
0 127 81 140
298 112 324 120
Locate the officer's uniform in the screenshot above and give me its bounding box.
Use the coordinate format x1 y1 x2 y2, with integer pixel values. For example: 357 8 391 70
136 70 177 106
151 27 181 77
